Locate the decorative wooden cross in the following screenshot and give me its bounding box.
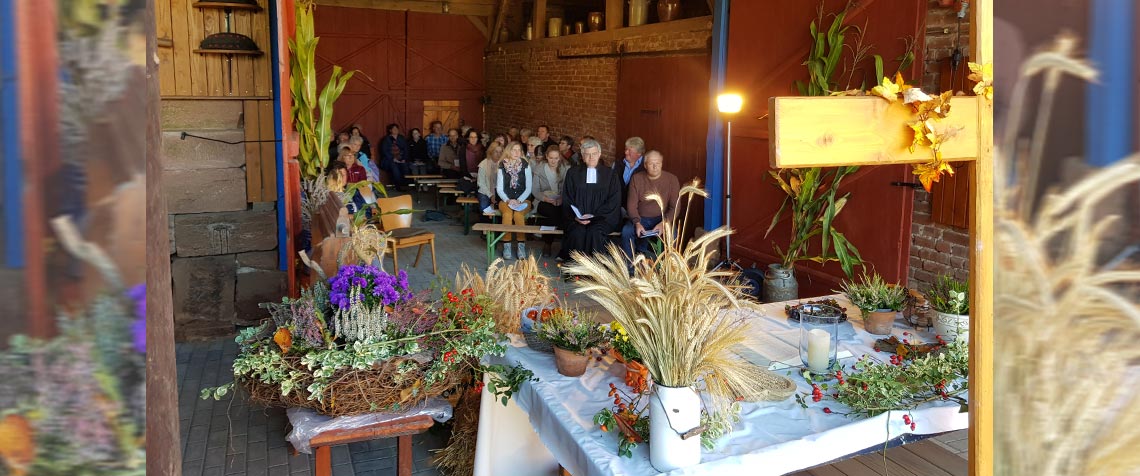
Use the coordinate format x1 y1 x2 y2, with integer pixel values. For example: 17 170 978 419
765 3 993 475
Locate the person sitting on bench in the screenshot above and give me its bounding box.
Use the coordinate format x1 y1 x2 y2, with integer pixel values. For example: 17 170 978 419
560 138 621 262
620 150 679 266
495 141 533 260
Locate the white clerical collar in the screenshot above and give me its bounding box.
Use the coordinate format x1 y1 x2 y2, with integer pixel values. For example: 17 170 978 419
586 167 597 184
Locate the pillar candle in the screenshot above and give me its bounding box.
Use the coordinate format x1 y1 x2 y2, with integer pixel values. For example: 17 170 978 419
807 328 831 372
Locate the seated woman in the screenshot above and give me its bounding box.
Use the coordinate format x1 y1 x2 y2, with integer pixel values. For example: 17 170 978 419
560 138 621 262
477 142 503 215
407 128 429 175
525 136 544 165
339 146 369 184
533 146 569 256
495 141 533 260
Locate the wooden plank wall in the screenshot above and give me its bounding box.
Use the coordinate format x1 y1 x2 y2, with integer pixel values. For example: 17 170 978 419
242 99 279 203
157 0 272 98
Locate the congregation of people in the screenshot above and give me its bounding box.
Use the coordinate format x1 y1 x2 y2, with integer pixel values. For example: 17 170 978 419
325 121 682 268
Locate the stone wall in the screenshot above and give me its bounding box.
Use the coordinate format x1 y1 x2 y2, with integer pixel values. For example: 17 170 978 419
908 0 973 291
484 17 712 163
162 99 284 340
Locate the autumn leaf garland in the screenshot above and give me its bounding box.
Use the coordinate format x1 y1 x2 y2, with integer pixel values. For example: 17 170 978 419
870 64 993 191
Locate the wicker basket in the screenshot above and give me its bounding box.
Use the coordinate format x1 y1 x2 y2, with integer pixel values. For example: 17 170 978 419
523 330 555 353
241 354 459 417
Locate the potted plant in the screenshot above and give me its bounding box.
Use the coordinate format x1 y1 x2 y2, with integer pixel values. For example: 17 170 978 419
564 184 796 472
838 272 907 335
534 308 610 377
927 275 969 342
608 321 649 394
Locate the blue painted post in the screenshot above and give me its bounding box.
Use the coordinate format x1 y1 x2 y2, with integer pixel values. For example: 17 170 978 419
271 0 288 272
703 0 730 231
0 0 23 267
1085 0 1133 166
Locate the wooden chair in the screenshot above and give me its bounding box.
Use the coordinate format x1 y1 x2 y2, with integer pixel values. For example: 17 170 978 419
375 195 437 274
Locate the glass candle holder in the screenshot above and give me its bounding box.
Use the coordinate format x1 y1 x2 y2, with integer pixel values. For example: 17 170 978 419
799 304 841 374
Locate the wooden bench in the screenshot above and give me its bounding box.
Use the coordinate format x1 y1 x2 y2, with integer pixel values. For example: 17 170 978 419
437 187 466 210
455 196 481 234
407 174 443 192
306 414 435 476
471 223 618 264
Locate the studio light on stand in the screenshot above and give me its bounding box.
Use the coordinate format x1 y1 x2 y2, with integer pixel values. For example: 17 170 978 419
714 93 744 272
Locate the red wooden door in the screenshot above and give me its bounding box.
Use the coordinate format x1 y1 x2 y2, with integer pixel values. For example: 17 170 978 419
617 54 711 232
313 8 484 149
726 0 925 297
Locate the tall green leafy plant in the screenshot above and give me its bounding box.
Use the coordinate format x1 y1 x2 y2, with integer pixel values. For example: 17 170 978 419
768 3 913 279
290 0 354 181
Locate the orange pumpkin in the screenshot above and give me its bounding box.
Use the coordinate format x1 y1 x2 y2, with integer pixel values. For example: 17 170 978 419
527 309 539 320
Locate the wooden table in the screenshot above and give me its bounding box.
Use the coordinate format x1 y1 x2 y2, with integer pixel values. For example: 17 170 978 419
307 414 435 476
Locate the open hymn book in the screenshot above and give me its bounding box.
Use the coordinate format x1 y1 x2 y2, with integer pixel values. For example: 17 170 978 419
570 205 593 220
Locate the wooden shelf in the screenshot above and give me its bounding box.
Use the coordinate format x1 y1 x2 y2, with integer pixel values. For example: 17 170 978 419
192 1 263 11
193 48 264 56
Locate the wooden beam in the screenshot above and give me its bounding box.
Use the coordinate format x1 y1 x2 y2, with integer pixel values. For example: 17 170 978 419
489 0 509 46
767 96 980 168
533 0 547 39
968 0 993 475
145 0 183 474
605 0 622 31
489 15 712 52
467 15 489 39
314 0 495 16
15 0 57 337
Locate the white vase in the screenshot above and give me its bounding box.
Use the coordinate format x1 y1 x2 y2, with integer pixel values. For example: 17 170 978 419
933 310 970 342
649 385 702 471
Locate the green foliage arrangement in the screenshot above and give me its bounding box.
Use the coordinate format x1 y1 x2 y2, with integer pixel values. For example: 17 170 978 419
534 308 610 354
481 363 538 407
290 0 355 180
767 166 864 278
927 275 969 315
798 339 968 421
838 271 908 314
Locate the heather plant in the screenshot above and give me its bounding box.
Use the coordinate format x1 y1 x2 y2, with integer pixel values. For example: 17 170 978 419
534 308 610 354
328 265 411 342
837 272 907 314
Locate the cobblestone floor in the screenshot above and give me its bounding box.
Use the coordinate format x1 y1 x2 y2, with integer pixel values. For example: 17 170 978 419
178 192 594 476
177 190 965 475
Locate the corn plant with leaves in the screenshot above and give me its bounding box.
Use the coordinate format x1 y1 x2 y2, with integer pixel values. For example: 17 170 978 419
765 166 863 278
290 0 355 181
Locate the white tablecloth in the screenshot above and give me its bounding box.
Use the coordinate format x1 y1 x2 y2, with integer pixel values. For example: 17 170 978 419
478 295 968 476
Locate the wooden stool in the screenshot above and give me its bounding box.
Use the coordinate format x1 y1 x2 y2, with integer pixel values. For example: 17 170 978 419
308 414 434 476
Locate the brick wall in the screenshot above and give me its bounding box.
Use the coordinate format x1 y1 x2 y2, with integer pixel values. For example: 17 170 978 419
908 0 972 290
484 19 712 163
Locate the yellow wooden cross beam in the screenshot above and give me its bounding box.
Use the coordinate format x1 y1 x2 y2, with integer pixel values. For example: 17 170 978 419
764 2 992 475
767 96 981 168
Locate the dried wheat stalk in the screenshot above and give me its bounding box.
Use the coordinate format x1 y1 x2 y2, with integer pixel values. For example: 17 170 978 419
455 257 553 335
564 184 795 416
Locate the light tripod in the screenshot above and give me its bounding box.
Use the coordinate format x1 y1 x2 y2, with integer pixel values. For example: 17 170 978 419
713 93 744 273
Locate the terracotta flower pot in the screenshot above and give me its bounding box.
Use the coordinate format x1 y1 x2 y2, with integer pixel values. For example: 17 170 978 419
864 309 897 335
553 346 589 376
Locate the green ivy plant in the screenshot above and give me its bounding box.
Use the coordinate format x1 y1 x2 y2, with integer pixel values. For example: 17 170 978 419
482 363 538 406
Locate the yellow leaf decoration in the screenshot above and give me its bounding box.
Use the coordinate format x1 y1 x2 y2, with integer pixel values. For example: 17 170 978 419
913 159 955 192
870 72 909 101
968 62 993 100
908 121 930 153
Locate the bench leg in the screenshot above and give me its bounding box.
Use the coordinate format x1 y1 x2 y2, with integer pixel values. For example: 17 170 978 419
485 231 505 265
315 446 332 476
463 203 471 235
398 435 413 476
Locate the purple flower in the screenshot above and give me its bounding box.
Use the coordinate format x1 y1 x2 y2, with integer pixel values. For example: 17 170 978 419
126 284 146 353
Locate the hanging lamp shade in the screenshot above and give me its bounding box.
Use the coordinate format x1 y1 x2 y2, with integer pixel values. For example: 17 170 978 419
195 32 263 56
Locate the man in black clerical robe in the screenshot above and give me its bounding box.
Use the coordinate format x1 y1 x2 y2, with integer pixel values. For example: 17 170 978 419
560 139 622 262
